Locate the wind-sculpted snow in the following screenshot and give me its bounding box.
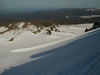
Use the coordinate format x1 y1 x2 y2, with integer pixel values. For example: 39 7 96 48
1 29 100 75
11 38 70 52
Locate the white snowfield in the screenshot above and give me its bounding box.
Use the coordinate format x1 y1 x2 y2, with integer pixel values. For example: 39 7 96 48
86 8 100 11
0 23 100 75
80 15 100 19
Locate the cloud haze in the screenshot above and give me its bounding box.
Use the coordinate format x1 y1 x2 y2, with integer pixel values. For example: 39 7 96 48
0 0 100 13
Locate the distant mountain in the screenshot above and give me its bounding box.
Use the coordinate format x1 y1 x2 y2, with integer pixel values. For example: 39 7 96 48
0 8 100 25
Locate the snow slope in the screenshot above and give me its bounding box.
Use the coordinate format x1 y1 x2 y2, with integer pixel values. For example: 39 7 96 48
1 27 100 75
0 23 97 75
0 23 92 53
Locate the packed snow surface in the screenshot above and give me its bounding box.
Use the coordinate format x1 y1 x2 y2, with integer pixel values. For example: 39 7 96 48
0 23 99 75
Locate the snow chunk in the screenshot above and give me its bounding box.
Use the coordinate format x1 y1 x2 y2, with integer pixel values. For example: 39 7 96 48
17 22 25 29
0 27 8 32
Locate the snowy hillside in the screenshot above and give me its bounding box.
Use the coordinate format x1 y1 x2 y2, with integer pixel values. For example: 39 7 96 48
1 29 100 75
0 23 97 75
0 23 92 52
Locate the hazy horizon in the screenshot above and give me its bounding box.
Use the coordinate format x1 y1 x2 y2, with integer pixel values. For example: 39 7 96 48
0 0 100 14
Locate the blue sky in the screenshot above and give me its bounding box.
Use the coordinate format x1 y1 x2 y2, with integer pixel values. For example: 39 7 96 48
0 0 100 13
